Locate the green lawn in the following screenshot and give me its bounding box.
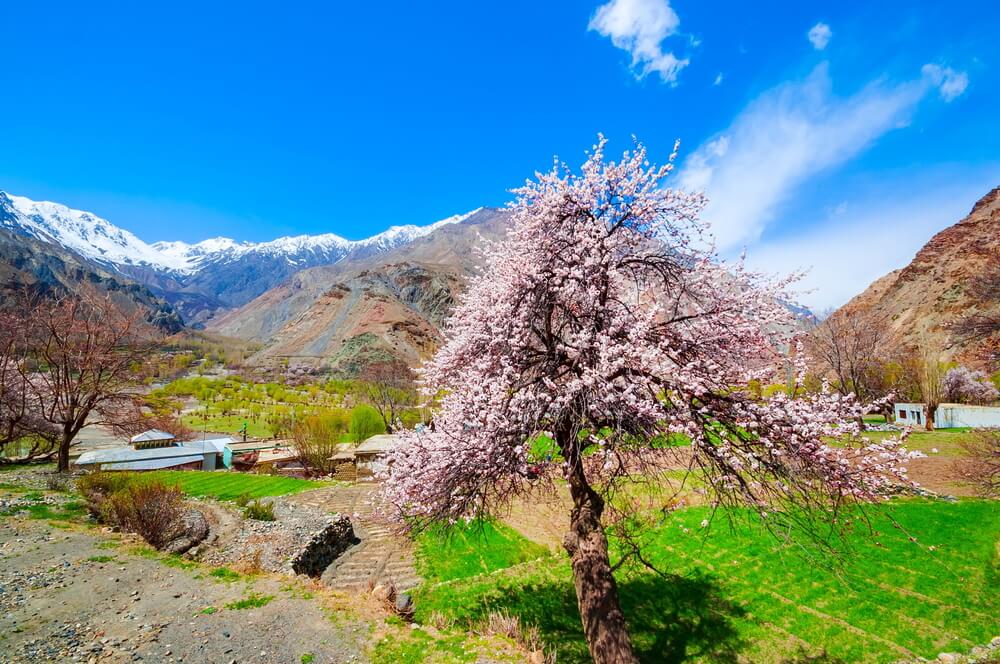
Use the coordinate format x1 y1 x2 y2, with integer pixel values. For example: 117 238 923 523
143 470 322 501
861 429 974 456
414 500 1000 663
414 520 550 583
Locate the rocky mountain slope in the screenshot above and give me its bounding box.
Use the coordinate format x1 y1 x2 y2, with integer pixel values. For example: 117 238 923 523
832 186 999 365
208 208 510 371
0 227 183 332
0 191 480 325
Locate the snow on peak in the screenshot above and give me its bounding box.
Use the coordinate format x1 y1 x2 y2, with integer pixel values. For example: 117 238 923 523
1 191 184 270
1 191 483 275
361 208 483 247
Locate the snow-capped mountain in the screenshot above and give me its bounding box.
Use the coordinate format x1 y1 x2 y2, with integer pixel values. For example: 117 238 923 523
0 190 480 273
0 190 484 324
0 191 178 270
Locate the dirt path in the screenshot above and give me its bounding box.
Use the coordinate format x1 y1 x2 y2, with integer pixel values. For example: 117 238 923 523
285 484 421 591
0 518 367 663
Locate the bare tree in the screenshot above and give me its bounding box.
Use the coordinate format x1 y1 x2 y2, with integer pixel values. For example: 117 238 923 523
806 309 889 423
917 341 945 431
16 292 158 471
0 310 59 462
356 360 416 432
292 412 349 476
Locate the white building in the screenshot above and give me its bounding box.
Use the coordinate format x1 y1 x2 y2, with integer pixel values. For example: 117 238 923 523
894 402 1000 428
935 403 1000 428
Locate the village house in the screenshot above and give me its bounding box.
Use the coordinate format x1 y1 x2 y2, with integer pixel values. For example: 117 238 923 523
228 439 299 472
893 402 1000 428
74 430 233 471
329 433 404 481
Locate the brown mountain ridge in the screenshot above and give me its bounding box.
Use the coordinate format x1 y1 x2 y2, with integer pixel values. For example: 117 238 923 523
832 185 1000 366
208 208 510 372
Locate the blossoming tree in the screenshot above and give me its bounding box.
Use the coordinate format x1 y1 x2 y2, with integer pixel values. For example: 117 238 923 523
942 366 1000 405
381 137 916 664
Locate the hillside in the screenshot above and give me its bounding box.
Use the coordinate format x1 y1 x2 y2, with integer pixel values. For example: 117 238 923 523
0 228 184 332
833 185 1000 364
209 208 510 371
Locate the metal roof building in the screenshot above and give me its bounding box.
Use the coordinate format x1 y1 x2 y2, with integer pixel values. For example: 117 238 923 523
75 438 234 471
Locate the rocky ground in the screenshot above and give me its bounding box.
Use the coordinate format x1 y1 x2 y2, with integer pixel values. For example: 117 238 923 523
0 469 529 663
0 517 369 663
197 497 338 575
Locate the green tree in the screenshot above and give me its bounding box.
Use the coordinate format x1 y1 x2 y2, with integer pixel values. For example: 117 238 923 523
349 404 385 443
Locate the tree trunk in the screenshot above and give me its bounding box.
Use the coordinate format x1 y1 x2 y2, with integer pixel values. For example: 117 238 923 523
57 432 72 473
563 471 638 664
925 403 937 431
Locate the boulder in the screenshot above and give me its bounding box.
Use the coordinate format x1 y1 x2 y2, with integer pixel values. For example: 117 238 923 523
162 510 210 555
394 593 414 618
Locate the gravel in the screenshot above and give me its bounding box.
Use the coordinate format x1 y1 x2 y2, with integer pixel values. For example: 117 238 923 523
199 496 344 574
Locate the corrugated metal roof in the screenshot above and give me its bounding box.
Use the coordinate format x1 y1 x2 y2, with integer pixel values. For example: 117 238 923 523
101 455 204 471
129 429 176 443
77 445 202 466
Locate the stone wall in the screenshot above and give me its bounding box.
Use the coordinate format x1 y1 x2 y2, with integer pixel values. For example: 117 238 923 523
332 461 357 482
291 516 360 577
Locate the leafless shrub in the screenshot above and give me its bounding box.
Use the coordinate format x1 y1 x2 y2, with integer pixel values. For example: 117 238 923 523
955 429 1000 497
77 471 135 518
105 481 185 550
426 611 453 630
45 473 72 492
292 412 348 476
356 360 416 433
478 610 553 661
235 549 264 576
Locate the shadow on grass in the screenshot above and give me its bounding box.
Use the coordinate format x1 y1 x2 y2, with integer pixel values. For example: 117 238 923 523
441 570 747 663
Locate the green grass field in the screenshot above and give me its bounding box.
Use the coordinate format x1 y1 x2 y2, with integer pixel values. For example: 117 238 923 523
413 500 1000 663
861 428 973 456
414 520 550 583
142 470 323 501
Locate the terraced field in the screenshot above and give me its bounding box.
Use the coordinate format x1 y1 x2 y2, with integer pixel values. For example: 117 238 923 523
142 470 324 500
414 500 1000 663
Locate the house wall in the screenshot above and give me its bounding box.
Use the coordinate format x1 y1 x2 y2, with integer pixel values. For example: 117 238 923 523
356 454 388 480
894 402 926 426
935 404 1000 428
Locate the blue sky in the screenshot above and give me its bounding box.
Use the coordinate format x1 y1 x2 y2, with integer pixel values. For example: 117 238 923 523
2 0 998 308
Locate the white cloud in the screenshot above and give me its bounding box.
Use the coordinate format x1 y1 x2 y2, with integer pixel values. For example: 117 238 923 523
807 23 832 50
713 72 724 86
742 178 998 310
677 63 954 253
921 64 969 102
589 0 690 83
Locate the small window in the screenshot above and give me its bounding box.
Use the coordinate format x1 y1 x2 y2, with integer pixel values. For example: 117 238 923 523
915 412 922 424
898 410 906 419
